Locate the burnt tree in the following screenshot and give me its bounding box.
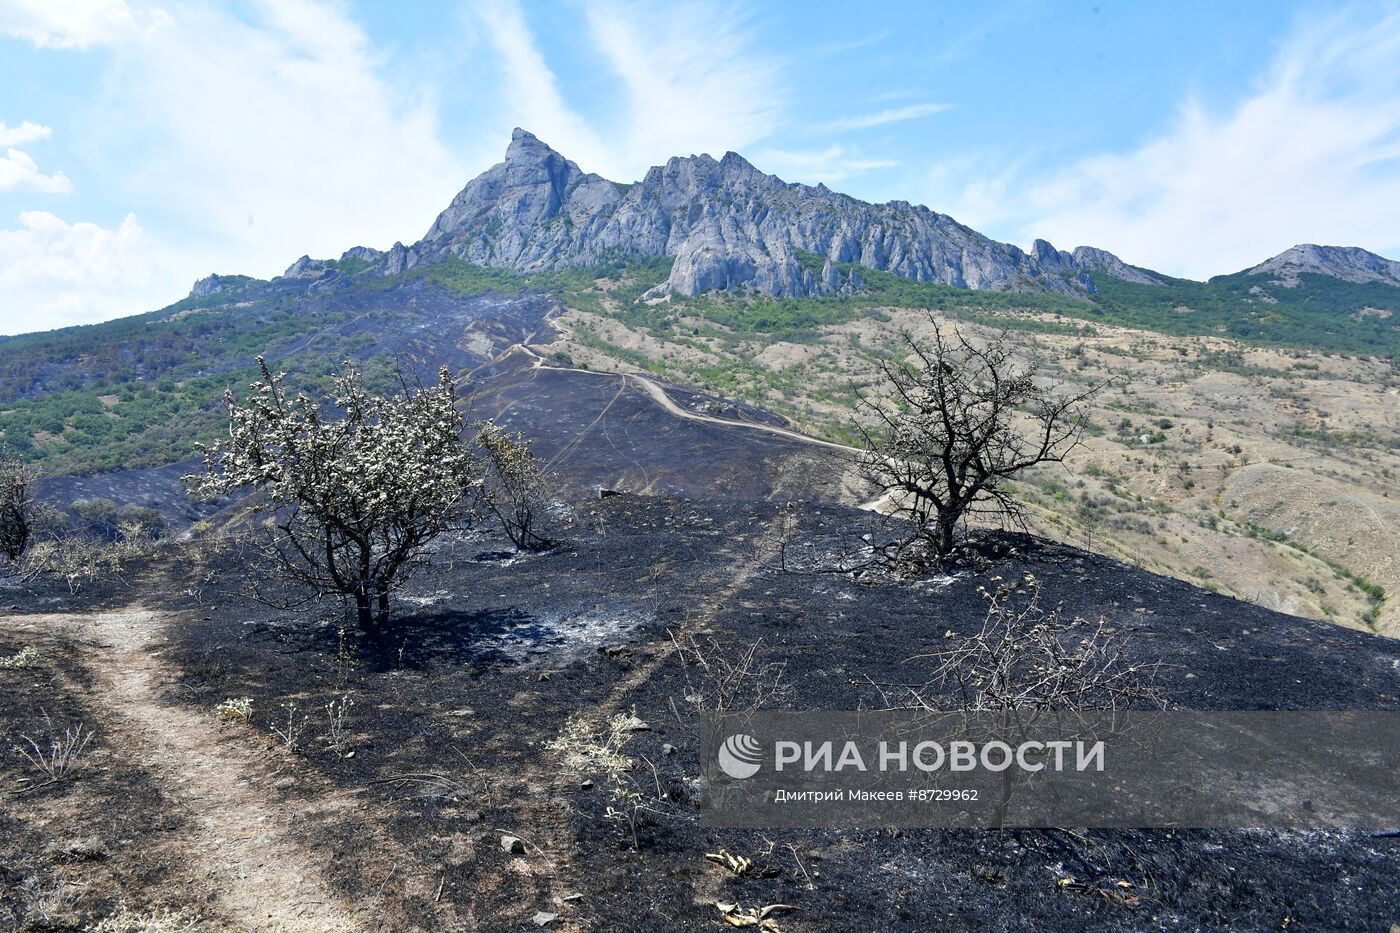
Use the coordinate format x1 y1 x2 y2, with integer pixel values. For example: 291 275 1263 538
857 320 1103 561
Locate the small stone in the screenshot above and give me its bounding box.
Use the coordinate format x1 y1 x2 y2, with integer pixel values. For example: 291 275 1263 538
662 743 677 756
532 912 558 927
580 779 594 790
500 834 526 855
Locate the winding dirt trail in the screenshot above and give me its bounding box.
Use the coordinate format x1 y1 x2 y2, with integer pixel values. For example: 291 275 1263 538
17 608 467 933
512 343 860 455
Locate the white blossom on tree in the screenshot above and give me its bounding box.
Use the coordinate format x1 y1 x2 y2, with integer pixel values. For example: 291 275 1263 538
187 358 479 626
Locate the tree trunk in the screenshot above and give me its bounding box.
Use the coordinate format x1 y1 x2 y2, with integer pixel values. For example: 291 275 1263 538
354 591 373 628
933 512 958 557
375 586 390 625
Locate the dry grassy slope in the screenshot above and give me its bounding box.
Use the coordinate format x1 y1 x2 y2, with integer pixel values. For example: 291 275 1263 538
541 305 1400 636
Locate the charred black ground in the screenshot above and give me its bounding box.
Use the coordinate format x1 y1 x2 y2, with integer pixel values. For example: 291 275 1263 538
6 495 1397 930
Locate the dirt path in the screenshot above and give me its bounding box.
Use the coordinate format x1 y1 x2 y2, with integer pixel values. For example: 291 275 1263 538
513 343 860 455
19 608 466 933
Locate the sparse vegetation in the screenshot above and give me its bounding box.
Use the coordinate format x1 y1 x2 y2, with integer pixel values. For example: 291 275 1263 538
322 694 355 757
671 633 795 713
214 697 253 722
0 645 42 670
88 907 201 933
918 574 1166 716
549 711 662 850
11 714 94 783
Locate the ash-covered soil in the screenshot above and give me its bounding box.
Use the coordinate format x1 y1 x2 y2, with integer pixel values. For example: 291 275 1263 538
460 352 858 503
8 496 1396 931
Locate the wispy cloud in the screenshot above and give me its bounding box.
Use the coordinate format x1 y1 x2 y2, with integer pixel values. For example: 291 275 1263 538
926 6 1400 277
1 0 467 331
105 0 464 259
820 102 950 133
585 0 784 175
470 0 612 173
812 30 887 57
753 145 896 185
465 0 784 180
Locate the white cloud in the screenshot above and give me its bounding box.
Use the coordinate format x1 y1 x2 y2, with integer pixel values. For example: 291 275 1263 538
929 6 1400 278
113 1 463 255
0 148 73 193
752 145 896 185
0 0 471 332
0 120 52 147
812 30 888 57
467 0 784 181
83 0 464 274
0 0 167 49
0 0 786 333
819 102 951 133
0 211 156 333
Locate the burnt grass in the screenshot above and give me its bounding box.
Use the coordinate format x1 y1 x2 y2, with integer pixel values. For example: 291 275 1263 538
9 495 1400 930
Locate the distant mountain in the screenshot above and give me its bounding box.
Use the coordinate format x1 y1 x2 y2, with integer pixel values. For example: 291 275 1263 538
279 128 1139 300
1244 244 1400 288
195 130 1400 309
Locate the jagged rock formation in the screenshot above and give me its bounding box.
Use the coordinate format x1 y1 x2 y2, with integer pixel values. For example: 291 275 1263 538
398 129 1107 299
188 131 1396 302
189 273 252 298
1071 246 1164 285
1245 244 1400 287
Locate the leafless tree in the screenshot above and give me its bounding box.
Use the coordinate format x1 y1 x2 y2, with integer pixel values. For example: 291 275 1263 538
187 359 479 627
856 320 1105 564
474 420 555 550
0 453 37 564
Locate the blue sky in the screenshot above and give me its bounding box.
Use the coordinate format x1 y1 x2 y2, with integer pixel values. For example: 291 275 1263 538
2 0 1399 334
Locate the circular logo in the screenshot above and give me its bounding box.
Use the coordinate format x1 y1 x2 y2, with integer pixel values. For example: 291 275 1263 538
717 733 763 779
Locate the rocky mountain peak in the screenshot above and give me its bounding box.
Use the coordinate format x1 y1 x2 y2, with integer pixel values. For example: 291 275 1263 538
386 129 1113 299
1245 244 1400 287
503 127 566 168
1070 246 1163 286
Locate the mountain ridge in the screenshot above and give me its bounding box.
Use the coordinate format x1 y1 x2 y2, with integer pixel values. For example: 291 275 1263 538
187 129 1400 306
243 129 1125 300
